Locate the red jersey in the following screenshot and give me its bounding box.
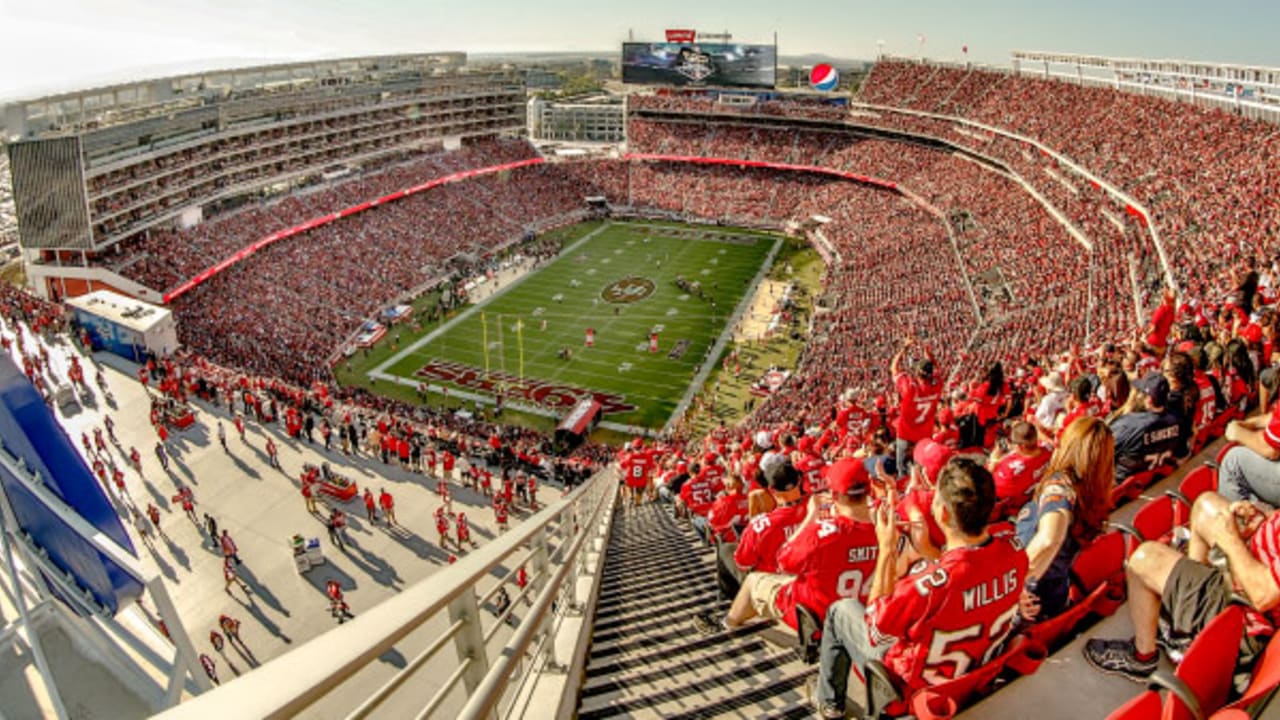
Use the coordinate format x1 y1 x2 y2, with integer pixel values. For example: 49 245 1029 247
734 503 806 574
707 490 750 542
620 450 655 489
679 475 722 517
1147 300 1176 349
836 403 874 440
894 372 942 444
1057 399 1101 439
1264 401 1280 452
795 454 827 494
1193 371 1220 432
867 535 1028 689
991 449 1052 504
1244 512 1280 635
773 515 878 628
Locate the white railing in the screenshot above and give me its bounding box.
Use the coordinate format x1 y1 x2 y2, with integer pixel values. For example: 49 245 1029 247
154 467 618 720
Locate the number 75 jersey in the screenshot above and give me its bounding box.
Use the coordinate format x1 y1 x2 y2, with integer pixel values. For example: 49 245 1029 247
866 534 1028 689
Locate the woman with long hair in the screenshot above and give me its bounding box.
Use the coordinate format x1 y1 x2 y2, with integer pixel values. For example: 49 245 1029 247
1162 350 1198 458
1016 417 1115 621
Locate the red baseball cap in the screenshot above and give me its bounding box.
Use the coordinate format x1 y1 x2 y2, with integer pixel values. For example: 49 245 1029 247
913 439 956 485
824 459 870 498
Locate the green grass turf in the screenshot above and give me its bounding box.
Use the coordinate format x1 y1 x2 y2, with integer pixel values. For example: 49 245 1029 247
371 220 778 430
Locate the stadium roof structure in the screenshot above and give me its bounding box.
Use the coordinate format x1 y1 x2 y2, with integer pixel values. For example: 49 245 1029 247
1 52 468 140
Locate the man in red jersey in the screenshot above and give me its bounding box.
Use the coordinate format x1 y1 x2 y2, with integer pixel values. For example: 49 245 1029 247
835 389 876 445
1144 288 1177 354
707 473 749 544
731 455 808 576
679 462 725 541
1086 489 1280 679
890 338 942 479
988 421 1052 515
618 439 654 507
696 459 879 635
811 458 1027 719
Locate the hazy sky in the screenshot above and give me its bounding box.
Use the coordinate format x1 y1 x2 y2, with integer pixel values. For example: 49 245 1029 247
1 0 1276 101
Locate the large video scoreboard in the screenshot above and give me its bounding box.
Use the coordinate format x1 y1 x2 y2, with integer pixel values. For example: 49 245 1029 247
622 41 776 88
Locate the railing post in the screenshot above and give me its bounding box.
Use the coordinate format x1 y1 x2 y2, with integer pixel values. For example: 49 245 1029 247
448 589 491 699
529 521 562 673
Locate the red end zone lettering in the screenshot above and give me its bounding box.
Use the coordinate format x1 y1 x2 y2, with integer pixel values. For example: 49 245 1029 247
414 360 637 416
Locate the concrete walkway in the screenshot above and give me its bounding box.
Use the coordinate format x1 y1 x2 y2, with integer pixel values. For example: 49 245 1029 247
33 331 539 717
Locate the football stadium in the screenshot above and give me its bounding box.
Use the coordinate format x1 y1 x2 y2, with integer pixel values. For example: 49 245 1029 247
1 5 1280 719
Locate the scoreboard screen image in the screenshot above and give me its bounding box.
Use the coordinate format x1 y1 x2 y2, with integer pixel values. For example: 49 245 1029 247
622 42 776 88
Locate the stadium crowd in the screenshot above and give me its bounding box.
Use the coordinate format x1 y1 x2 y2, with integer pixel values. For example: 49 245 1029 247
170 161 588 383
114 139 540 293
606 82 1280 717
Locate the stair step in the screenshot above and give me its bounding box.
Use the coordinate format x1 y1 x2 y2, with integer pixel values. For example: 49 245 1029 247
587 621 768 666
578 646 806 719
598 566 716 600
582 635 780 698
592 593 723 643
592 592 721 633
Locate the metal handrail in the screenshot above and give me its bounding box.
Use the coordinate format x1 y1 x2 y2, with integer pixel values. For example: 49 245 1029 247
153 467 616 719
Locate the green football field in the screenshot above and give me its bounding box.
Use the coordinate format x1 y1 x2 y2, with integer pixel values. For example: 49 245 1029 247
370 221 780 431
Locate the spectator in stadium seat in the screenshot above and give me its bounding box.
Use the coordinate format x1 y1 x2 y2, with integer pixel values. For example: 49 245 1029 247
1217 395 1280 507
1032 371 1068 438
890 338 942 479
1162 350 1199 459
695 458 878 635
1015 417 1115 622
1145 289 1178 355
728 455 807 577
1109 373 1181 482
707 472 751 600
1084 490 1278 680
811 458 1027 719
988 420 1052 512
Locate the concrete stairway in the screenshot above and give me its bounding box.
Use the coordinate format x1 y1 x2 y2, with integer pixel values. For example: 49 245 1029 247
576 504 814 719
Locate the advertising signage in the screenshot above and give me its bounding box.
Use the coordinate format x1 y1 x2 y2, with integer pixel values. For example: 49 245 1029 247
622 42 776 88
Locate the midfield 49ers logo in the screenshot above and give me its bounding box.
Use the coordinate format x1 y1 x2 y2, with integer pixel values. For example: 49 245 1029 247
602 277 655 304
415 360 637 416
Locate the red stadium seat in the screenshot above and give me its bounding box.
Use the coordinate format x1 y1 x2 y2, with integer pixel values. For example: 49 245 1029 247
1103 606 1245 720
1111 468 1163 508
1106 691 1162 720
866 636 1048 719
1171 466 1217 509
1024 531 1127 649
1118 496 1187 547
1155 605 1245 720
1212 631 1280 717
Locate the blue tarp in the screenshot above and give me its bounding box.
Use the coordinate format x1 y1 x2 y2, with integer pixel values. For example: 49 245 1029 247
0 354 142 614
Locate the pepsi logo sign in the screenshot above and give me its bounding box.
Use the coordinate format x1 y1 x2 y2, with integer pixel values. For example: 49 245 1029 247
810 63 839 92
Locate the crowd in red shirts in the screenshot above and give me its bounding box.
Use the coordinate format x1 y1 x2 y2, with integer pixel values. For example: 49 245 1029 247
165 161 589 384
111 139 542 294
